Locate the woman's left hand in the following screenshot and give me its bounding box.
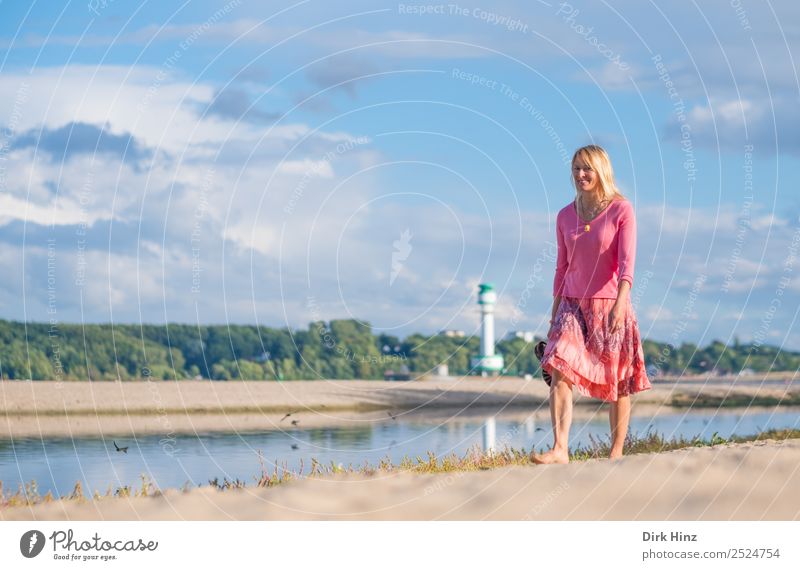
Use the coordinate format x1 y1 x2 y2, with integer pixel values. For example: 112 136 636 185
608 302 625 334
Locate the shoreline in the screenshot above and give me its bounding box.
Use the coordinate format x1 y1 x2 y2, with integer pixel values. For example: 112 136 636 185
3 402 798 440
3 438 798 520
2 378 798 438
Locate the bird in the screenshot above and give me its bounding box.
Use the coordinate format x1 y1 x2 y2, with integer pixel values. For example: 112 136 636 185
535 427 544 432
387 411 397 420
113 441 128 453
290 419 299 426
280 413 292 422
290 444 299 450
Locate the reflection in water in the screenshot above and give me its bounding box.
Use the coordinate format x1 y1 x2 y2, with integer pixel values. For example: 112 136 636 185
524 417 535 439
0 406 798 497
306 426 372 447
483 417 496 453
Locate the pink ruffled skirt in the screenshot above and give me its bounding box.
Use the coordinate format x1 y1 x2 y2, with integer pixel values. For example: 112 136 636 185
541 296 651 402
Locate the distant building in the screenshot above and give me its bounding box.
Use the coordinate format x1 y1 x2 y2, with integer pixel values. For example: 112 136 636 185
434 363 449 377
506 331 536 343
439 330 465 338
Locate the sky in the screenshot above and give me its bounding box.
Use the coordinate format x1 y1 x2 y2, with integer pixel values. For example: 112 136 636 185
0 0 799 351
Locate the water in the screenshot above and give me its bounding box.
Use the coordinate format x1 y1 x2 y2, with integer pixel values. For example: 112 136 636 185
1 407 798 498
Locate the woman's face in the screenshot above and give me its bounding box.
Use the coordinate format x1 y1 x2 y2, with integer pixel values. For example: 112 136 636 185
572 159 599 194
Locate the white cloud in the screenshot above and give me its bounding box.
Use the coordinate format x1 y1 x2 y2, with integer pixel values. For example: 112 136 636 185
276 159 335 178
0 65 344 157
0 193 102 227
645 305 672 321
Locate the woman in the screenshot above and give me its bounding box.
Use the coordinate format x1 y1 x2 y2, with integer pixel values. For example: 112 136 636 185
532 145 651 464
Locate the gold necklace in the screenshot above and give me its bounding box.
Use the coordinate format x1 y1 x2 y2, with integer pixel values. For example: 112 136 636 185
578 196 608 232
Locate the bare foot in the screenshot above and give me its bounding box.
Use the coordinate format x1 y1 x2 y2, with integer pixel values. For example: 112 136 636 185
609 450 623 460
530 448 569 465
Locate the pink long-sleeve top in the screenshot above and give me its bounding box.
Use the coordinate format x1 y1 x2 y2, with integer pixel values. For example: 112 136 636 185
553 198 636 299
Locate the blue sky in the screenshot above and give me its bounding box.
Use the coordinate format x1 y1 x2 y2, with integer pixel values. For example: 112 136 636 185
1 0 799 351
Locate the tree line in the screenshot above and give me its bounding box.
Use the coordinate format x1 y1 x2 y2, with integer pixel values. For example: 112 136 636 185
0 318 795 381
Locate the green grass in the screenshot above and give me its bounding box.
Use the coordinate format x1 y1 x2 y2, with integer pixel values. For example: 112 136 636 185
3 428 799 508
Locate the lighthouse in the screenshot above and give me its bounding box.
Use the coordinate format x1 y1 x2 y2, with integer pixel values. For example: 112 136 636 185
471 283 504 376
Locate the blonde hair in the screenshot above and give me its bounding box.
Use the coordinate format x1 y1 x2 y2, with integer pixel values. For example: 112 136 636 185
571 145 625 203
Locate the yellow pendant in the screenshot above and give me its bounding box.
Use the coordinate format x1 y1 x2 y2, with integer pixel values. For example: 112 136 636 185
584 224 590 232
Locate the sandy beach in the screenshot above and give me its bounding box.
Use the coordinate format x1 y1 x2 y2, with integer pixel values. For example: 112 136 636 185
2 377 797 438
1 379 799 521
2 438 798 520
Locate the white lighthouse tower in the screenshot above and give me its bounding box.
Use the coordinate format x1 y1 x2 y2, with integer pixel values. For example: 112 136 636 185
471 283 504 376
